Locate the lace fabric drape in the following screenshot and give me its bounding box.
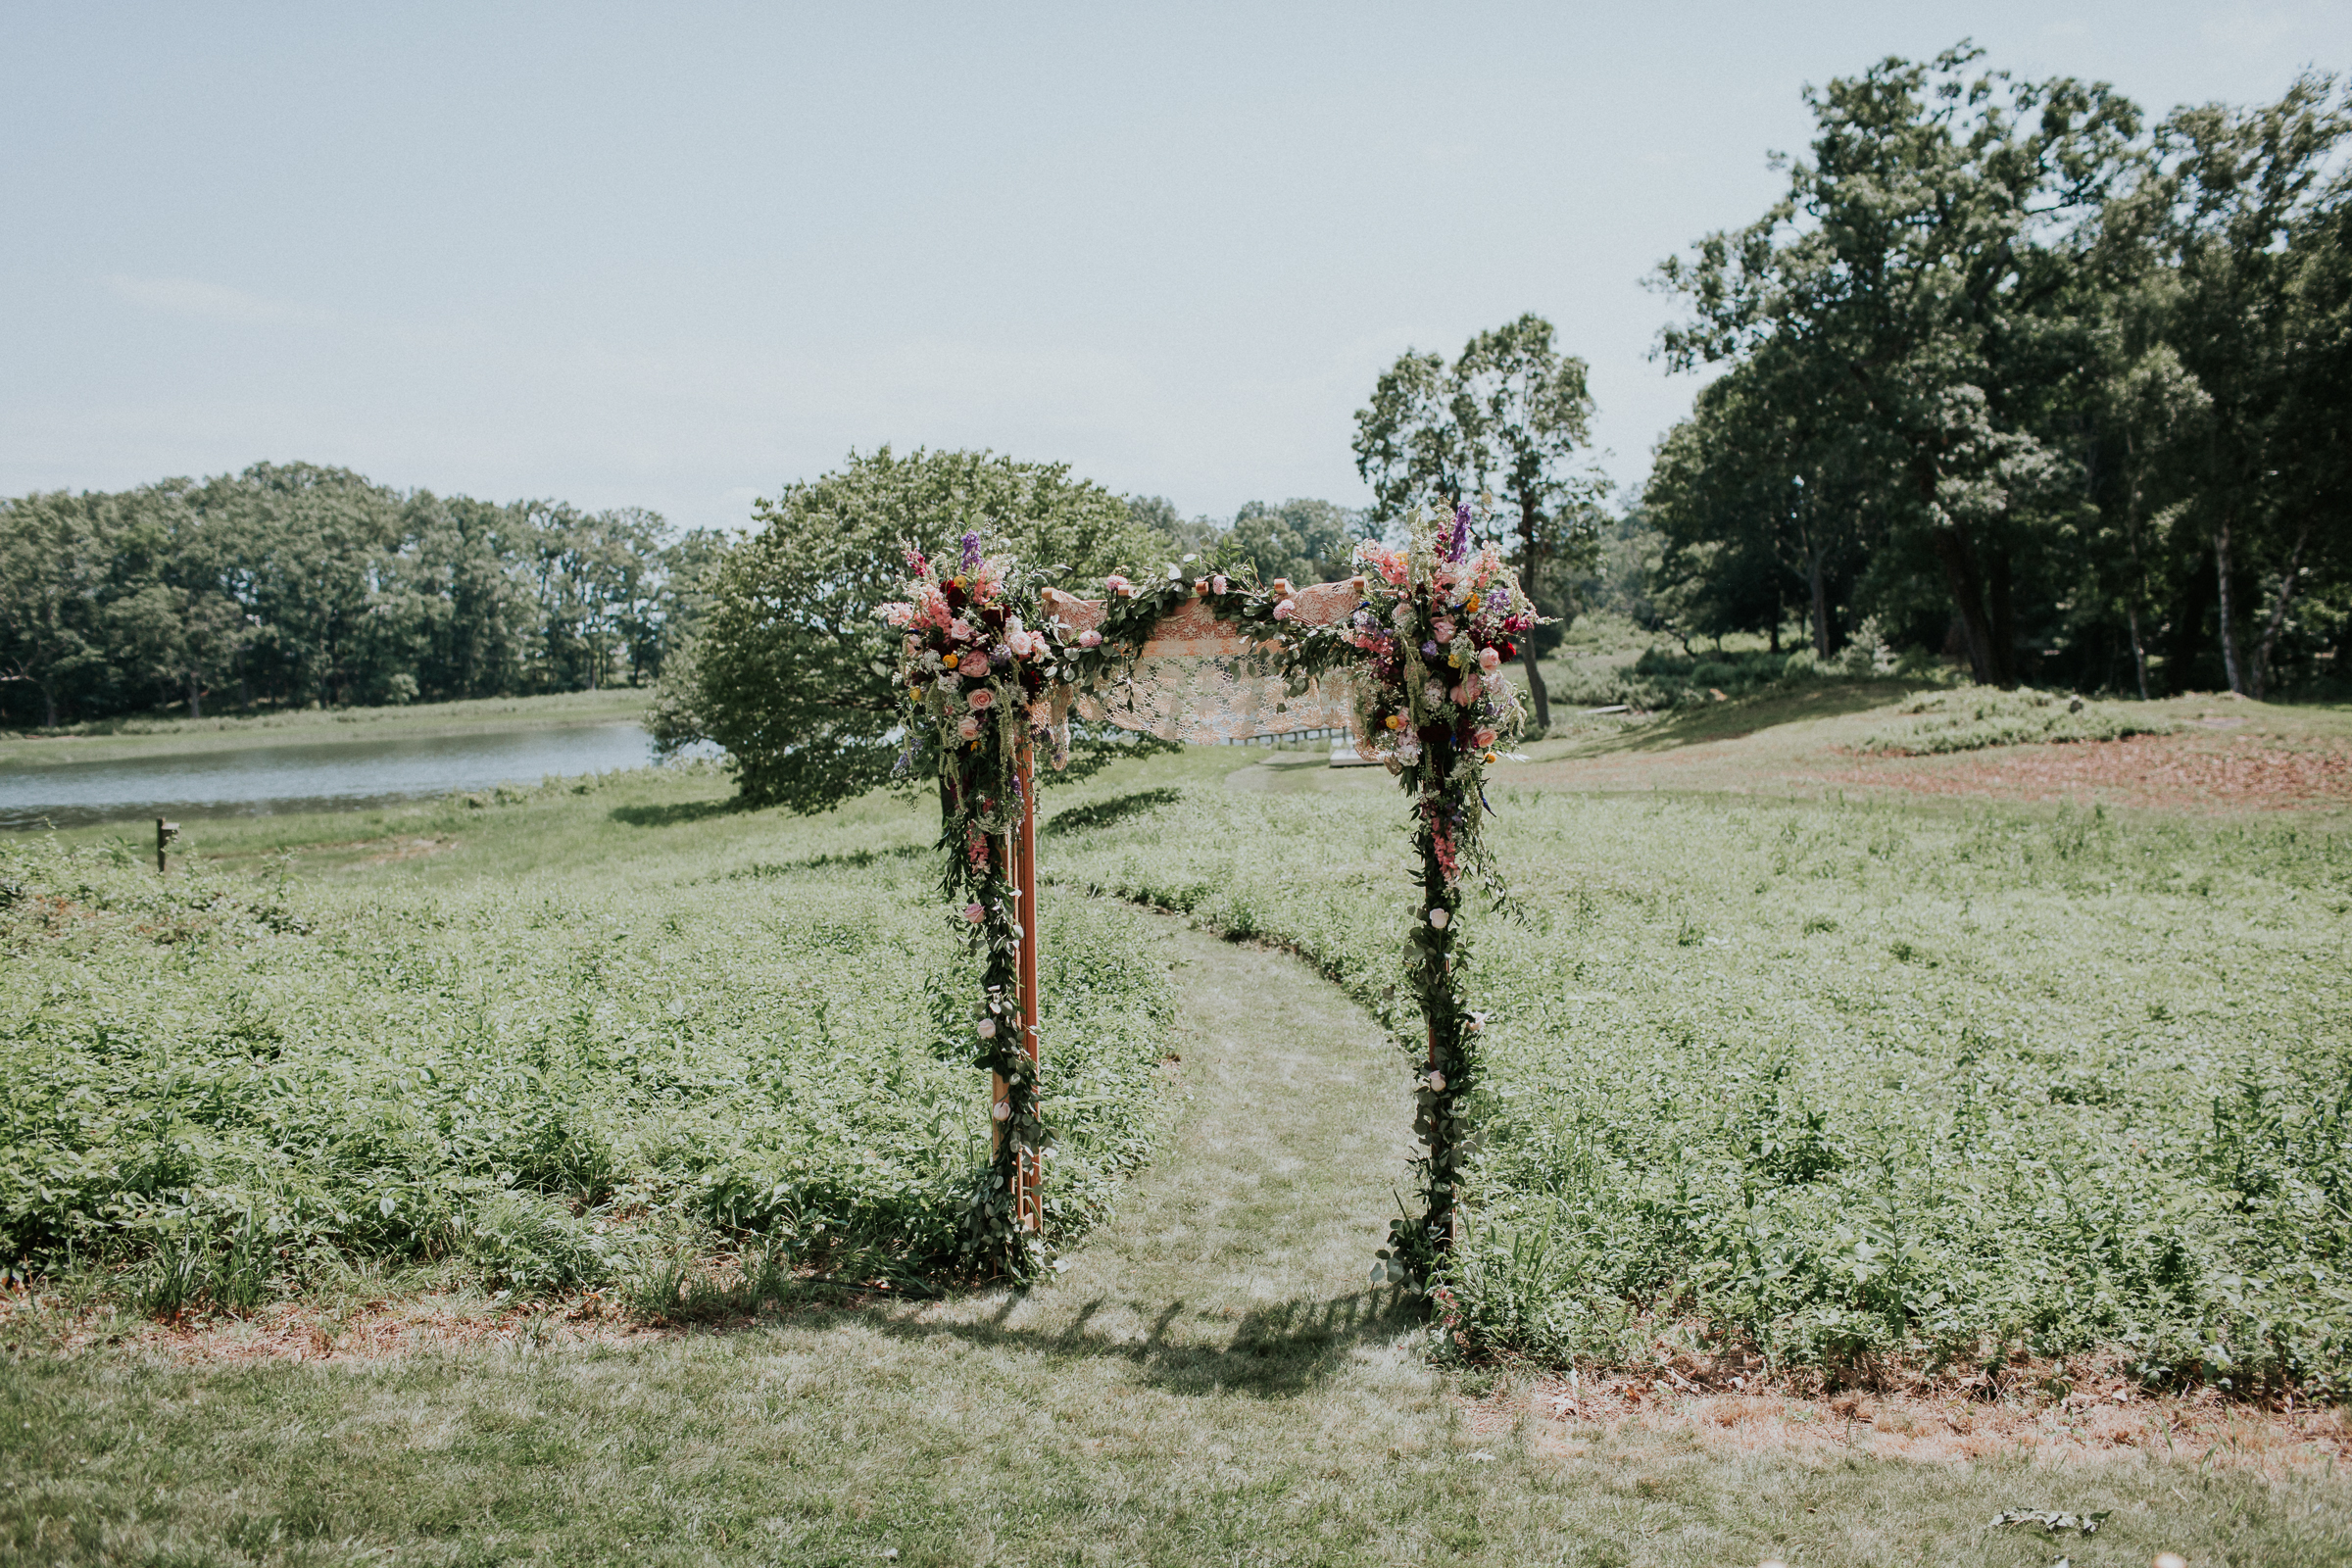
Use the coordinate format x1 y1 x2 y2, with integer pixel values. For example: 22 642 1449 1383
1042 584 1358 747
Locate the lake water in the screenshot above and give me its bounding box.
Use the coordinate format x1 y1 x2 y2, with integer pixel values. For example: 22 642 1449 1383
0 722 693 829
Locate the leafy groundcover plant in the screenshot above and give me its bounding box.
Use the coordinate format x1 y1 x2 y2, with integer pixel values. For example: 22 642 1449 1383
1046 782 2352 1396
0 827 1174 1310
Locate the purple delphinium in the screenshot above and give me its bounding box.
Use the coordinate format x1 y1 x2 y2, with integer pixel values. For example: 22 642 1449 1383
1447 504 1472 563
960 530 982 572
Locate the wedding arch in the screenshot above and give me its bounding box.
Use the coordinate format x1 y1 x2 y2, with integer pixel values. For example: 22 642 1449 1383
879 506 1536 1282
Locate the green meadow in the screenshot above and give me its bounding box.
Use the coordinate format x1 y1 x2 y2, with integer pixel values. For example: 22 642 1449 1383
5 709 2351 1565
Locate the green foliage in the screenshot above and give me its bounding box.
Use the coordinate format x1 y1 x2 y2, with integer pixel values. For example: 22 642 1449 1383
1538 644 1947 713
1857 688 2177 754
0 802 1174 1308
1048 779 2352 1394
681 448 1168 813
0 463 714 728
1222 499 1365 588
1651 49 2352 698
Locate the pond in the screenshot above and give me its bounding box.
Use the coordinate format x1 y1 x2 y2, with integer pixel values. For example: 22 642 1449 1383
0 722 696 829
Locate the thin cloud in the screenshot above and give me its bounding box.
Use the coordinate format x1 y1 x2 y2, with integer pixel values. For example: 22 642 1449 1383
108 275 330 326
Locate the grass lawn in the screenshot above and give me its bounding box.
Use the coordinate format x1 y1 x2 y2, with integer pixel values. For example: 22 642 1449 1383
6 700 2352 1564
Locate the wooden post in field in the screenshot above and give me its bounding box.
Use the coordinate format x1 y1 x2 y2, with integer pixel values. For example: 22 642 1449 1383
992 736 1045 1233
155 818 178 875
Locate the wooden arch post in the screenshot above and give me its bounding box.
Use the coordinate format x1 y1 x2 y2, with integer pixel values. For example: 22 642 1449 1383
994 733 1044 1233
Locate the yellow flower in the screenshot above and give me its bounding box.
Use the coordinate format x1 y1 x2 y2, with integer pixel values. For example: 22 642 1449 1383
1465 593 1482 612
1447 653 1461 667
1483 750 1497 764
908 686 926 702
943 653 959 669
1385 713 1403 731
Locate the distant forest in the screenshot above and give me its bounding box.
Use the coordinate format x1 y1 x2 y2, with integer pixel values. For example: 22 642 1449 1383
0 463 725 729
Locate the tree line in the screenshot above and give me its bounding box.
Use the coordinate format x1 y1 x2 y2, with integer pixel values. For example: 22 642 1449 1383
0 462 724 728
1642 47 2350 699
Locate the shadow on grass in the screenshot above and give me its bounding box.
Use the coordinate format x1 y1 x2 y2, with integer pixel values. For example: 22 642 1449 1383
608 797 752 827
1043 787 1184 837
1563 681 1912 756
826 1287 1418 1398
711 843 932 880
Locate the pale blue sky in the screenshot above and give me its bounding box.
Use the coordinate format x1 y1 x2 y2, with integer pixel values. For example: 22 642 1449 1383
4 3 2345 532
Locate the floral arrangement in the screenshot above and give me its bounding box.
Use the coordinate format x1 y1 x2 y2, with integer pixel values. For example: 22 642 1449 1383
879 531 1087 1277
1353 505 1536 1285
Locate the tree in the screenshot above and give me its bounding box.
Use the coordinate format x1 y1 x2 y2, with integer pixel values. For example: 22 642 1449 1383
1353 314 1597 731
2144 76 2348 695
0 492 118 727
1222 498 1364 588
1126 494 1222 558
681 448 1167 813
1658 46 2141 687
191 463 404 708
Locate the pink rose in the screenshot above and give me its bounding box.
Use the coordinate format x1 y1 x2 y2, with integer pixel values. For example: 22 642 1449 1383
1104 574 1130 593
1473 727 1497 749
962 650 990 676
963 902 986 923
1078 628 1102 649
1432 618 1454 643
1478 648 1501 672
949 619 973 642
1273 599 1297 620
957 715 980 740
968 688 994 710
1211 574 1227 594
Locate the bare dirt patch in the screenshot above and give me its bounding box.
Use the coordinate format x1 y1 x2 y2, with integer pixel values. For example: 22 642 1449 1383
1461 1366 2352 1478
1826 732 2352 812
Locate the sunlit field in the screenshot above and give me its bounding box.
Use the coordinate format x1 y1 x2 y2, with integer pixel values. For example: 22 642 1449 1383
6 696 2351 1564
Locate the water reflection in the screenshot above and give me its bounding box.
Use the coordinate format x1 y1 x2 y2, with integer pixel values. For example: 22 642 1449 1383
0 722 703 829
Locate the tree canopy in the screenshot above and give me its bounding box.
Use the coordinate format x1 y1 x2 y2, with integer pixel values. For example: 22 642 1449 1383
1352 313 1601 730
1649 47 2350 695
0 464 717 728
667 447 1171 814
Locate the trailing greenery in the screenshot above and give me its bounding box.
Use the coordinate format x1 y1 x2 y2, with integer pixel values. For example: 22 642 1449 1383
0 784 1175 1308
1046 776 2352 1395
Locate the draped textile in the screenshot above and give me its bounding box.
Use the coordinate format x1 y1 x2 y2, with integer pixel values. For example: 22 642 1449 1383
1041 583 1357 746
